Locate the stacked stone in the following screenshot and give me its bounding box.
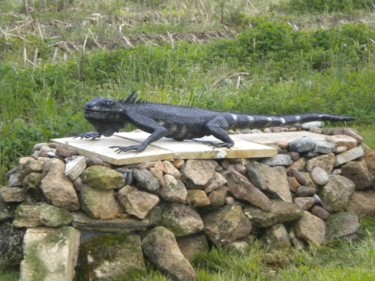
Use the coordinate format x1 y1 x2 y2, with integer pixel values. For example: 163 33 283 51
1 128 375 281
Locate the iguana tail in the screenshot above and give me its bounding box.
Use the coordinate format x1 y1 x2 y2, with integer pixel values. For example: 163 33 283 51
234 114 355 129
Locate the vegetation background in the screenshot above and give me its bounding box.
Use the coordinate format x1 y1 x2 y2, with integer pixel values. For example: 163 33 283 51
1 0 375 280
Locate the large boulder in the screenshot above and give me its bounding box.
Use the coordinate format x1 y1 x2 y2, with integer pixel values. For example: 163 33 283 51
326 212 360 240
40 159 79 211
244 200 303 228
341 160 374 190
203 204 252 246
80 186 124 219
223 169 272 211
348 190 375 217
161 203 204 237
116 185 159 219
293 211 326 246
246 162 292 203
320 175 355 212
79 234 146 281
20 227 80 281
181 160 217 188
142 226 197 281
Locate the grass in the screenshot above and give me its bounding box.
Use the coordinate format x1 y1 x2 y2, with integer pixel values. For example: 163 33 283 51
1 0 375 278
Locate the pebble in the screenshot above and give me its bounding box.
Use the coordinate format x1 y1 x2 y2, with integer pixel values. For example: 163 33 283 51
295 186 316 197
311 205 330 221
310 167 329 186
288 168 307 185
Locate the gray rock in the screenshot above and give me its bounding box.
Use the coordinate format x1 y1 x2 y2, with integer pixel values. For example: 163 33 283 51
0 221 25 270
81 165 125 190
313 140 336 154
85 156 104 166
142 226 197 281
243 200 303 228
289 136 315 153
311 167 329 186
335 146 364 167
306 153 335 172
80 186 124 219
64 156 87 181
261 154 293 167
116 185 159 219
40 158 79 211
177 234 209 262
161 203 204 237
203 205 252 246
293 211 326 246
181 160 217 187
293 197 315 210
133 168 160 193
0 187 26 203
348 190 375 217
261 224 291 249
159 174 187 203
204 172 227 193
223 169 272 211
326 212 360 240
320 175 355 212
20 227 80 281
80 234 146 280
8 172 23 187
247 162 292 203
341 160 374 190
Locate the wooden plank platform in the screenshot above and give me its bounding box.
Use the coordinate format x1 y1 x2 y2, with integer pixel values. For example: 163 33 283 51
52 131 329 166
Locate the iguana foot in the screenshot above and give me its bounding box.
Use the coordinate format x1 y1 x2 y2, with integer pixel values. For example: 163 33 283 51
192 139 233 148
76 132 102 140
109 145 146 154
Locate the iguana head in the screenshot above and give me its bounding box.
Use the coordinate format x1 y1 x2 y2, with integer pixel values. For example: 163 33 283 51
84 98 126 136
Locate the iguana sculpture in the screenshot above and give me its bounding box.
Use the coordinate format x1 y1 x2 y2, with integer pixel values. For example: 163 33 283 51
80 92 355 153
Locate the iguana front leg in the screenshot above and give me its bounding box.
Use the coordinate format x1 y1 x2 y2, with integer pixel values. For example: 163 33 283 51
205 116 234 148
110 114 168 153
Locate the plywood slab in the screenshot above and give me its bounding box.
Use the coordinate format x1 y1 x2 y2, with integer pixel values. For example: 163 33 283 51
52 131 278 165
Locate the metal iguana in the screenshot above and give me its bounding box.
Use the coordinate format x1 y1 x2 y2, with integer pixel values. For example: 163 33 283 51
79 92 355 153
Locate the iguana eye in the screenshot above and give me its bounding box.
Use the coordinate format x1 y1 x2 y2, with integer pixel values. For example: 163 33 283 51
104 100 113 106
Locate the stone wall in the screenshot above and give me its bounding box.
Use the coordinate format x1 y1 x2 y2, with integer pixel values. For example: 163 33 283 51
1 128 375 281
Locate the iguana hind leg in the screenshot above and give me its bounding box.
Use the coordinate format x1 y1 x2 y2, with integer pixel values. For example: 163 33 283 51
205 117 235 148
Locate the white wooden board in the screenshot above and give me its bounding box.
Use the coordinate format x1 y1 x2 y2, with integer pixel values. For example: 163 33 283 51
52 131 278 165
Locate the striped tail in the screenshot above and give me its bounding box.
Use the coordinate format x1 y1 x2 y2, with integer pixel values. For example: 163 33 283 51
234 114 355 129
